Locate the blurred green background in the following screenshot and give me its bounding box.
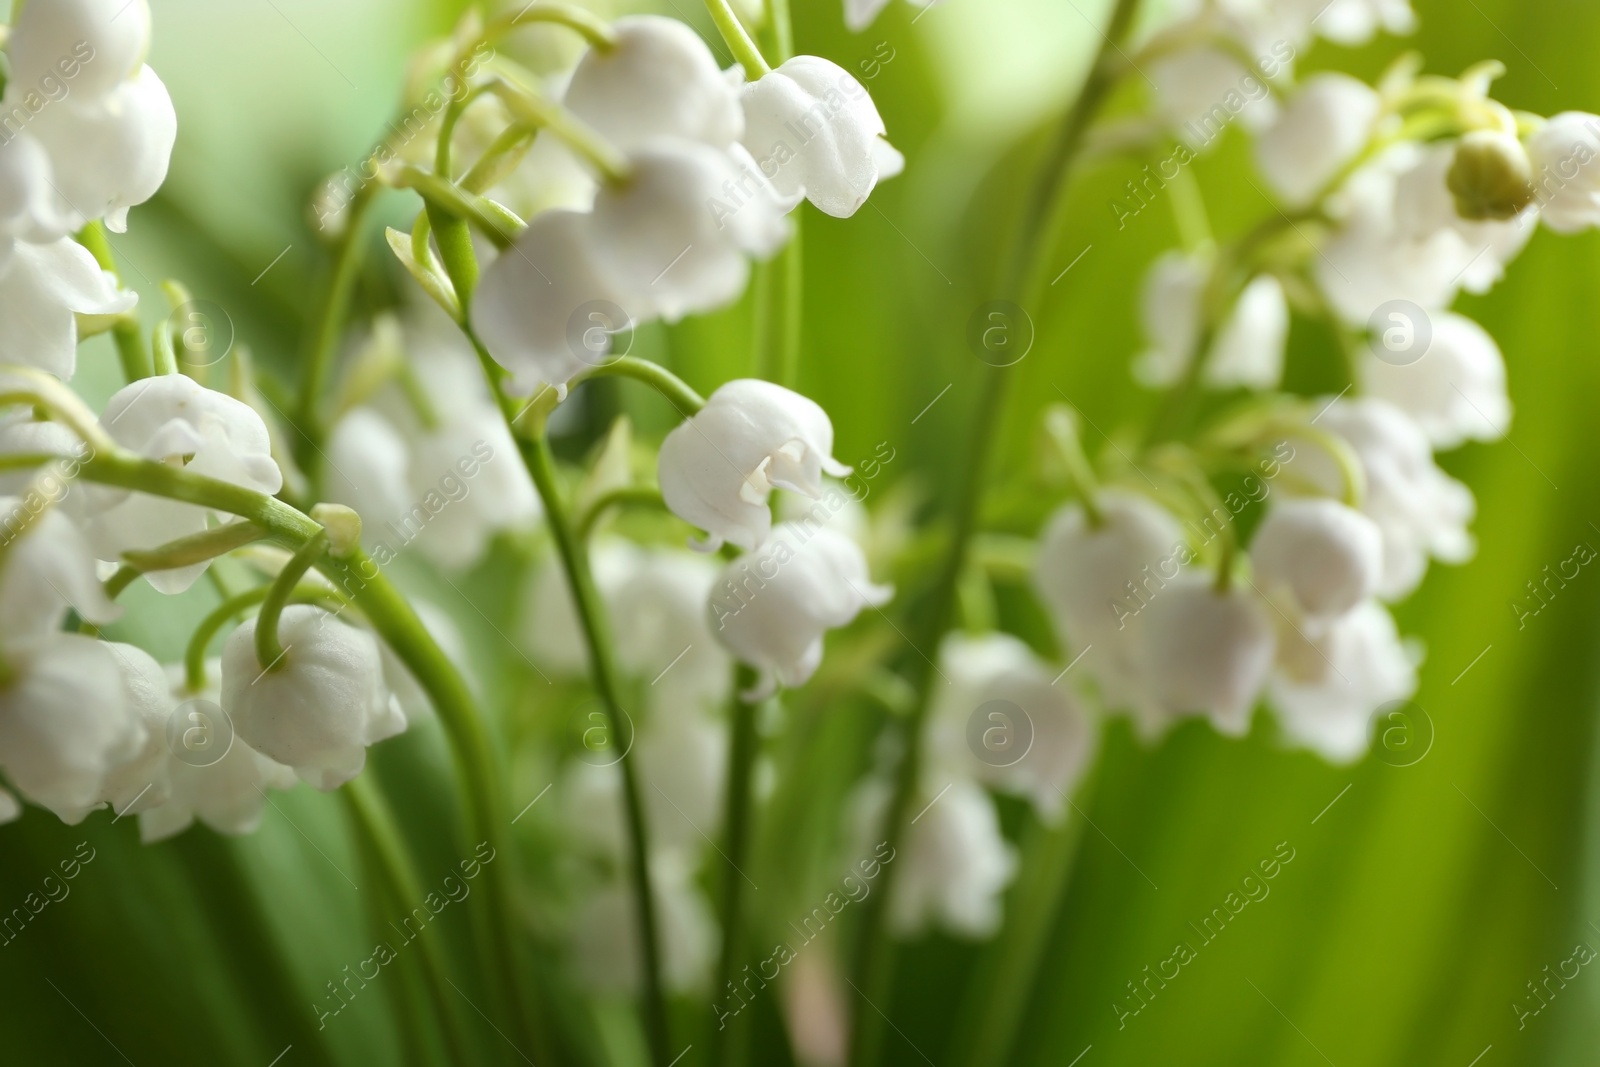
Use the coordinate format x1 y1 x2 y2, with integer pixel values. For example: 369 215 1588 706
3 0 1599 1063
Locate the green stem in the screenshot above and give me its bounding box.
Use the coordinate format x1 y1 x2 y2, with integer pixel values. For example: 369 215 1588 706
574 356 707 415
427 204 670 1067
342 776 475 1066
184 582 346 694
483 3 617 50
254 530 330 672
575 485 667 541
703 0 771 79
709 665 763 1067
76 222 150 382
394 166 524 249
847 3 1145 1063
766 0 794 61
487 80 630 183
295 187 375 479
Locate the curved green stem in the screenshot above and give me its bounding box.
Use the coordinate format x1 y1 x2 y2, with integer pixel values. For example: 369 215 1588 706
709 665 763 1067
703 0 771 79
295 187 375 479
77 222 151 382
394 165 523 249
576 485 667 541
254 530 330 672
487 80 630 183
484 3 617 50
184 582 347 694
342 776 474 1066
847 2 1146 1063
573 356 707 415
426 203 664 1065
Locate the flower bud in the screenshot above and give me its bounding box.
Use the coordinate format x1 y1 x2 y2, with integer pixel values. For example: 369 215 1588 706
1447 130 1535 221
221 606 406 790
708 524 892 691
1250 498 1384 625
660 380 849 552
1140 576 1276 736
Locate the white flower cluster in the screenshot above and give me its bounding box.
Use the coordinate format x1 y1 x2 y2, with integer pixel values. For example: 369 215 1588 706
470 15 901 396
0 0 174 379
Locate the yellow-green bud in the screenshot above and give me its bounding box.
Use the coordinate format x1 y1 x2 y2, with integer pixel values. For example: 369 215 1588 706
1447 130 1535 221
310 503 363 558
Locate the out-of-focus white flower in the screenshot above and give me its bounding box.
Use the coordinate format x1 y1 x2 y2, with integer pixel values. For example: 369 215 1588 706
1295 397 1475 599
93 641 172 817
1255 73 1380 208
7 0 151 100
0 237 135 379
563 16 743 152
471 209 632 396
326 408 414 537
570 852 718 995
1391 144 1533 295
659 379 849 552
1250 498 1384 626
524 539 639 674
0 418 94 521
1149 47 1279 151
87 375 282 592
0 498 120 642
1136 255 1288 391
1526 112 1600 234
589 140 793 323
709 523 892 692
28 66 177 232
1295 0 1415 46
403 416 538 569
740 56 900 218
0 789 18 824
844 0 935 31
782 946 849 1067
1034 490 1187 735
1360 311 1510 448
1140 576 1276 736
1269 600 1417 762
851 776 1015 939
0 634 144 823
221 606 406 790
139 660 297 842
926 632 1097 822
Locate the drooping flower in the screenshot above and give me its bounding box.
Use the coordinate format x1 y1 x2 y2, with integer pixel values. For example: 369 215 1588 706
0 634 146 823
0 417 95 521
86 375 282 592
562 15 743 152
588 140 793 323
1294 397 1476 599
1135 255 1288 391
138 659 298 842
851 776 1015 939
6 0 151 101
0 237 136 379
659 379 849 552
470 208 634 396
1360 310 1511 448
1255 73 1381 209
0 133 69 255
1525 112 1600 233
92 641 174 818
1269 600 1417 762
739 56 901 218
1140 576 1276 737
926 632 1098 823
0 497 120 642
1249 498 1385 626
1292 0 1415 47
843 0 935 32
709 523 892 692
220 606 406 790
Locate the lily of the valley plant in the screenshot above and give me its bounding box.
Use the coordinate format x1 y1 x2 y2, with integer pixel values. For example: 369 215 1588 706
0 0 1585 1063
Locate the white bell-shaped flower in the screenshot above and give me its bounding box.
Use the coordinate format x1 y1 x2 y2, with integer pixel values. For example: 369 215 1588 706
926 632 1097 823
1297 397 1476 599
7 0 151 101
1136 255 1287 391
92 641 173 817
220 606 406 790
1250 498 1384 626
659 379 849 551
1526 112 1600 234
0 499 120 643
1255 73 1381 209
137 660 297 842
563 17 743 153
1140 576 1276 736
1391 143 1533 296
844 0 935 31
739 56 900 218
29 66 177 233
0 237 136 379
0 418 96 522
87 375 282 592
0 133 70 254
1149 46 1279 151
709 523 892 691
1269 600 1417 762
1360 311 1510 449
523 539 641 674
403 414 540 569
471 208 635 396
851 776 1016 939
326 408 414 540
589 140 793 323
570 851 718 995
0 634 145 823
1034 490 1187 735
1292 0 1415 46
